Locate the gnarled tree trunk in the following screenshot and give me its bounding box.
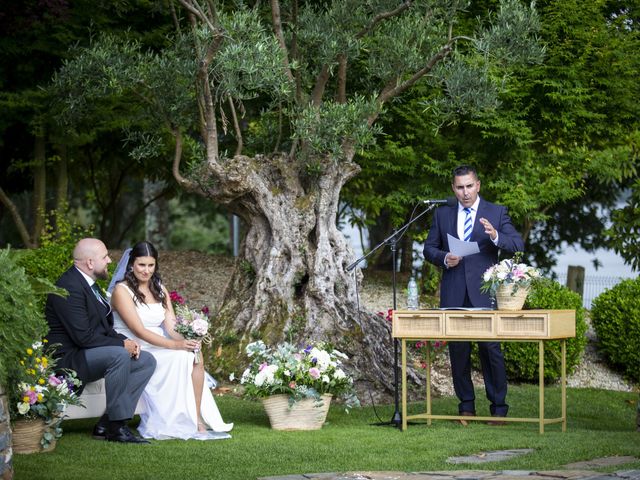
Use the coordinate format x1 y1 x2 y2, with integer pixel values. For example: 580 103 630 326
206 153 419 395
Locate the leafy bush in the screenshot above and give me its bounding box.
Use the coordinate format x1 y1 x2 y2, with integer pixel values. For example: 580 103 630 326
16 209 93 312
0 249 53 387
501 278 587 382
591 277 640 383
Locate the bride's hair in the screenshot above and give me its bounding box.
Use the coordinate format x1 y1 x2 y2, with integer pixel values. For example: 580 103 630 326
122 241 167 308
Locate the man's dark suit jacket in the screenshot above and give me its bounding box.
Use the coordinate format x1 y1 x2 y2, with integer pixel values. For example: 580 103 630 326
45 266 127 386
423 197 524 308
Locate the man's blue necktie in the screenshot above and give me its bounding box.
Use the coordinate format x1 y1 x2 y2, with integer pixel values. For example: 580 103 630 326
463 207 473 242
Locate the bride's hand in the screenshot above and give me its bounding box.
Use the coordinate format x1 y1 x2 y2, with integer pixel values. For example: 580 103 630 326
175 339 199 351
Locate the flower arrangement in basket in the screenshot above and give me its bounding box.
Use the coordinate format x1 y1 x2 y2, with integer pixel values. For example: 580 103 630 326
238 340 360 410
480 253 541 310
9 340 82 449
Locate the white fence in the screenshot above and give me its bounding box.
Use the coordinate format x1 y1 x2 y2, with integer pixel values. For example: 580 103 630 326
556 273 635 309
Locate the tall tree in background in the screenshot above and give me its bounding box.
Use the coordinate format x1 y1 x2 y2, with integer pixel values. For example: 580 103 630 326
53 0 543 386
343 0 640 275
0 0 176 247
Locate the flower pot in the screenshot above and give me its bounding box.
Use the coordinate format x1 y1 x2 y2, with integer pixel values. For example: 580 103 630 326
11 418 54 454
261 394 332 431
495 284 529 311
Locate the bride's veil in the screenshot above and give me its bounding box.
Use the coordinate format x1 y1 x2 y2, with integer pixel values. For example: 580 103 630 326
107 247 132 296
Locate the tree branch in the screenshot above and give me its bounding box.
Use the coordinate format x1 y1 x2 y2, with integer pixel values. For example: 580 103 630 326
177 0 217 32
310 65 330 106
171 128 193 189
337 54 347 103
228 95 243 157
356 1 414 39
270 0 295 83
369 42 453 125
0 187 35 248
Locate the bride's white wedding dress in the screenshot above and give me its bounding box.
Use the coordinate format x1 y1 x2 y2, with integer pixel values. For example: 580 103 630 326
112 285 233 440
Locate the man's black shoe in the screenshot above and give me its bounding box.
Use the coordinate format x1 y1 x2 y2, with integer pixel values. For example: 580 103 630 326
105 425 150 444
92 422 108 440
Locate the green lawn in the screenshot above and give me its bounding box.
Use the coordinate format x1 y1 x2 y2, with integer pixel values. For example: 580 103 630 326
13 385 640 480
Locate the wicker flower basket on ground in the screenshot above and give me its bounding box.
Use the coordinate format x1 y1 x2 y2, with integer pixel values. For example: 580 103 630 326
495 284 529 311
11 418 54 454
262 394 332 431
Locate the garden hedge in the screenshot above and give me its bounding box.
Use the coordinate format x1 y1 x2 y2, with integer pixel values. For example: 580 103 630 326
500 278 587 382
591 277 640 383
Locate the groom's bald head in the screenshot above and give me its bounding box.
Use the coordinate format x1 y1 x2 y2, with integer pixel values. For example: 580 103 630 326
73 238 112 280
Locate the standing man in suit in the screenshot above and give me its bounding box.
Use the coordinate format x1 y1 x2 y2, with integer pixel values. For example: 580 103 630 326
424 165 524 424
46 238 156 443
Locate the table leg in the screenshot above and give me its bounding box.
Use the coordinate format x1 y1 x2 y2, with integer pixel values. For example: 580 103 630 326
402 339 407 431
426 342 432 426
539 340 544 434
561 339 567 432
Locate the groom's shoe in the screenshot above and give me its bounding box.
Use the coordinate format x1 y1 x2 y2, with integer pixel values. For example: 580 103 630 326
106 424 150 444
92 414 109 440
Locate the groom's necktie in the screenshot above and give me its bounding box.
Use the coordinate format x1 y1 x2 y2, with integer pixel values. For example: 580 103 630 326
91 284 111 315
463 207 473 242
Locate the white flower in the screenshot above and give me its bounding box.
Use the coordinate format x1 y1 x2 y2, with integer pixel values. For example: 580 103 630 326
254 364 278 387
17 402 30 415
191 318 209 336
240 368 252 384
322 375 330 383
310 348 332 372
334 368 346 380
229 372 236 382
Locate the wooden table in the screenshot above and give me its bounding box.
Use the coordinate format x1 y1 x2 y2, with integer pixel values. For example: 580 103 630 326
392 309 576 433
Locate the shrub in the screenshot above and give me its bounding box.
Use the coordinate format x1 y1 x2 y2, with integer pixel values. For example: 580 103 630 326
591 277 640 383
500 278 587 382
0 249 53 387
17 209 91 285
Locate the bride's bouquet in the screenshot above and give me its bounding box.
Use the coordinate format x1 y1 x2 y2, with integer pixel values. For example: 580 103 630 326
174 304 212 364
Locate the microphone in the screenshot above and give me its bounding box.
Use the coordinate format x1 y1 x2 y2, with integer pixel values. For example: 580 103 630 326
422 197 457 207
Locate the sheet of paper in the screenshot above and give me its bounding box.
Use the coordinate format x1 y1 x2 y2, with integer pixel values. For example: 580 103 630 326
447 233 480 257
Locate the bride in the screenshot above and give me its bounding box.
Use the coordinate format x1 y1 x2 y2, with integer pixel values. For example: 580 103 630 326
109 241 233 440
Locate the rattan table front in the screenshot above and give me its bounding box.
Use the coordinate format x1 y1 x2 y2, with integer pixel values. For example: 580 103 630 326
392 309 576 433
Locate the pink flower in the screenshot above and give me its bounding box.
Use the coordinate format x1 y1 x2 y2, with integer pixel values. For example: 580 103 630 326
309 367 320 379
25 390 38 405
48 375 62 386
169 290 185 305
289 381 296 388
259 362 268 372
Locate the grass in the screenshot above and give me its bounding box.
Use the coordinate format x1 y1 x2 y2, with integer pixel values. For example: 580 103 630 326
13 385 640 480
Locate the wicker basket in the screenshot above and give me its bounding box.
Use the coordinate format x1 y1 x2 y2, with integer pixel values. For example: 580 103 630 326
11 418 52 454
262 394 332 431
495 284 529 311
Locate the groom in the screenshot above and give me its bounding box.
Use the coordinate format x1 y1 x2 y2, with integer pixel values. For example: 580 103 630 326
46 238 156 443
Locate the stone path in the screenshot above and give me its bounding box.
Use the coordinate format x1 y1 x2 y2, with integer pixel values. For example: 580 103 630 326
258 455 640 480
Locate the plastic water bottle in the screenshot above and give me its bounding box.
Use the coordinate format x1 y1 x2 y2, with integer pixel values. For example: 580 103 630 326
407 277 419 310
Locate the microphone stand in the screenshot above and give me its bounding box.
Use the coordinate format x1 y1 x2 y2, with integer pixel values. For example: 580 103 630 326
346 202 440 428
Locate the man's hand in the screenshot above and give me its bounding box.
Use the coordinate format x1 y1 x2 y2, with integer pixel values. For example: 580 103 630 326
479 217 497 240
445 253 462 268
123 339 141 359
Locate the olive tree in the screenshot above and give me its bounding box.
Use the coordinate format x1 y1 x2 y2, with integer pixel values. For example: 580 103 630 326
53 0 543 390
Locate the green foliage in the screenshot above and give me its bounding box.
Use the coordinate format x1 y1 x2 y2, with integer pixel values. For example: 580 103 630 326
606 172 640 271
591 277 640 383
500 278 587 382
293 96 381 161
16 209 93 298
0 249 56 387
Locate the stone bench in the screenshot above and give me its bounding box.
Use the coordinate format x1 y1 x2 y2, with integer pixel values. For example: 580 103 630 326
64 379 144 420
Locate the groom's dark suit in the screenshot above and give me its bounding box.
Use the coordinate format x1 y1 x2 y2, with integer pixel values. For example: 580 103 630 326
46 266 156 422
424 196 524 416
